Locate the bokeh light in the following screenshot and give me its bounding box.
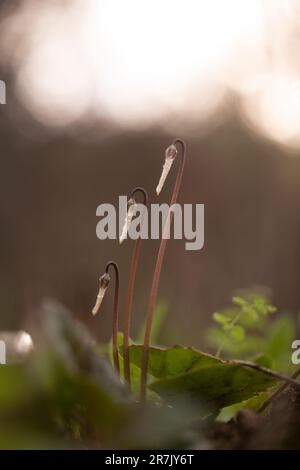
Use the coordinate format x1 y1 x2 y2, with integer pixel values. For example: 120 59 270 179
1 0 300 147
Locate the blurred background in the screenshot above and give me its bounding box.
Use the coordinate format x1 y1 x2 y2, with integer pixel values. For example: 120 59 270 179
1 0 300 347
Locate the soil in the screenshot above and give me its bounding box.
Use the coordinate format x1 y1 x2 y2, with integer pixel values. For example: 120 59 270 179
208 386 300 449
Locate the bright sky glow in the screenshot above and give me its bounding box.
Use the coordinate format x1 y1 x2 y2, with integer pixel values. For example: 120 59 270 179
1 0 300 148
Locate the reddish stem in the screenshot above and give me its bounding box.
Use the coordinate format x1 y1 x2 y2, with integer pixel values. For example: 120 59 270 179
140 139 186 401
105 261 120 374
258 366 300 413
123 187 148 388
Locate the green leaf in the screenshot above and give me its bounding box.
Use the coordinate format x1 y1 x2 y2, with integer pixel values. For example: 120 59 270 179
213 312 230 326
223 323 233 331
128 345 277 411
241 305 258 324
265 315 296 372
253 353 273 369
230 325 245 342
232 296 247 307
253 297 276 316
131 344 210 379
207 327 266 357
216 391 270 423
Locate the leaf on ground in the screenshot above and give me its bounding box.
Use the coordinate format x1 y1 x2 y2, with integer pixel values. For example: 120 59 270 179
128 345 277 411
216 391 270 423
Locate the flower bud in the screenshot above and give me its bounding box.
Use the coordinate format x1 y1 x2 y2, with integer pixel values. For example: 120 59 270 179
119 197 137 244
92 272 111 315
156 144 178 195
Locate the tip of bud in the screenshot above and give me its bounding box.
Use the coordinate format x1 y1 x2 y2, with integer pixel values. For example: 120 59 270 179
165 144 178 160
119 197 137 243
156 144 177 195
91 272 110 315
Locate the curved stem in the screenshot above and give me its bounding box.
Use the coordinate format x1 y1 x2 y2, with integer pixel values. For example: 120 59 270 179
227 359 300 388
258 366 300 413
140 139 186 401
123 187 148 388
105 261 120 375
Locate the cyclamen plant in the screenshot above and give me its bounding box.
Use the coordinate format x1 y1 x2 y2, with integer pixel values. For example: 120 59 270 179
92 261 120 374
91 139 300 407
122 187 148 389
92 139 186 399
140 139 186 401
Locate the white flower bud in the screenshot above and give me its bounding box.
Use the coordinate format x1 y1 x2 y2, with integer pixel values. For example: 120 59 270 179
119 197 137 244
92 272 111 315
156 144 178 195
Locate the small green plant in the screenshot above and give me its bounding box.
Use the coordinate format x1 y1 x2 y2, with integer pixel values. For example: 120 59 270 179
208 292 277 358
